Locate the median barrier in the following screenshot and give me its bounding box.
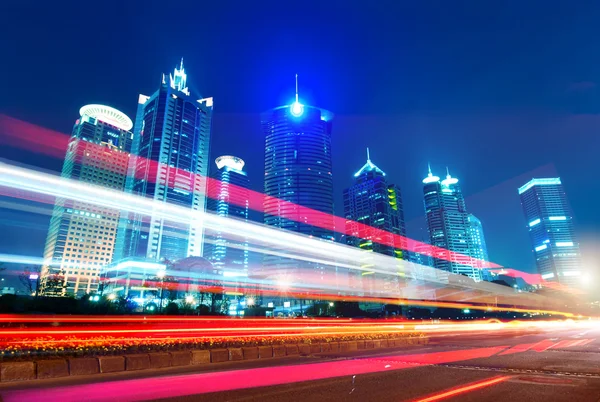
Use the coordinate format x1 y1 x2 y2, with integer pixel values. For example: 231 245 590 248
98 356 124 373
210 349 229 363
149 353 171 369
258 345 273 358
229 348 244 361
191 350 210 365
171 351 192 366
125 354 151 371
242 347 259 360
0 361 35 382
0 335 427 382
36 359 68 379
69 357 99 376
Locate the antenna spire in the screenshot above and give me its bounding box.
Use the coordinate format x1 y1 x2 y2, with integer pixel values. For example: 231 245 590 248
180 58 184 70
446 166 450 177
367 147 371 161
428 163 432 175
295 74 299 103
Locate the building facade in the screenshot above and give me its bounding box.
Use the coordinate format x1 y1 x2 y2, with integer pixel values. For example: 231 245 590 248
467 214 489 264
343 150 407 293
205 155 250 277
423 167 481 281
259 91 335 280
518 178 582 287
115 60 213 263
41 104 133 296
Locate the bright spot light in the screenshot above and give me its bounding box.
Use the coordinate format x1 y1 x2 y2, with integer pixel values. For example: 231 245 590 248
290 101 304 117
185 295 194 304
463 308 471 314
246 297 255 306
29 274 39 280
156 270 166 279
107 294 116 300
329 302 334 307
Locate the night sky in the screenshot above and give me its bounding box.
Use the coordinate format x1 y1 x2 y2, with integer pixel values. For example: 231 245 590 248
1 0 599 283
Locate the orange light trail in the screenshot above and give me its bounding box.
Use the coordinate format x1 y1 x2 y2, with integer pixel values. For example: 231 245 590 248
412 376 511 402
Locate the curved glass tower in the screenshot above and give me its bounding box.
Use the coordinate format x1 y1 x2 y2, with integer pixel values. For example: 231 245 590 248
259 89 334 279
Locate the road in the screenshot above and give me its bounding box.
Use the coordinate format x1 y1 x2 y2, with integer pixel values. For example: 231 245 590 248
2 322 600 401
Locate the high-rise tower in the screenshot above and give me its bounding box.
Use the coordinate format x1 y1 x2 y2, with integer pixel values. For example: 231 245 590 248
41 105 133 296
343 149 406 294
116 60 213 263
205 156 250 277
422 166 481 281
518 178 582 287
259 76 334 279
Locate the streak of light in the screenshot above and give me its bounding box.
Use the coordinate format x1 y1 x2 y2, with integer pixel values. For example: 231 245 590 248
412 376 511 402
0 346 510 402
0 162 583 313
0 115 524 275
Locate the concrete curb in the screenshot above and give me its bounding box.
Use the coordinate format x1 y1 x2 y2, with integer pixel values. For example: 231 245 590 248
0 337 427 382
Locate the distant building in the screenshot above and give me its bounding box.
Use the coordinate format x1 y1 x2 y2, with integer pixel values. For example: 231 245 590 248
41 104 133 296
343 149 407 294
467 214 489 264
205 156 250 278
259 78 335 280
422 166 481 281
518 178 582 287
115 60 213 263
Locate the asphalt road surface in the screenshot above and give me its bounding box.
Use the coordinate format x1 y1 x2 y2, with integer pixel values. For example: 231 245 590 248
2 323 600 401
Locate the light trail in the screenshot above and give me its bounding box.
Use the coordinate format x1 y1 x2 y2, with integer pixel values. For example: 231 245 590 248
0 114 557 285
412 376 511 402
0 161 581 313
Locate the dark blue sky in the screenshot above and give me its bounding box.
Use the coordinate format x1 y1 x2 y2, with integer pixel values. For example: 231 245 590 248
0 0 599 277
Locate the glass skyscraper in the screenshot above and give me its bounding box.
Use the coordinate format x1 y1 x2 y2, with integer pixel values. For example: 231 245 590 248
423 167 481 281
518 178 582 287
116 60 213 263
343 150 406 294
205 156 250 277
467 214 489 263
41 105 133 296
259 85 334 280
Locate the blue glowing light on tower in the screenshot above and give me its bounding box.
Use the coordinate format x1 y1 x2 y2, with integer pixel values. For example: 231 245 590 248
290 74 304 117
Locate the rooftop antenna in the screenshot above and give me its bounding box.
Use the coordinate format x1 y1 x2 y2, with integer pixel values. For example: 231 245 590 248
367 147 371 161
295 74 299 103
446 166 451 178
428 162 432 175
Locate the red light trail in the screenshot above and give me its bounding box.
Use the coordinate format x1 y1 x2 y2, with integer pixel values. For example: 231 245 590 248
412 376 511 402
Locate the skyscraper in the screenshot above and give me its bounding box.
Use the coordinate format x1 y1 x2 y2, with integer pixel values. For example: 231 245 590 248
343 149 406 294
259 78 334 279
41 104 133 296
116 60 213 263
518 178 582 287
467 214 489 263
205 156 250 277
343 149 406 258
422 166 481 281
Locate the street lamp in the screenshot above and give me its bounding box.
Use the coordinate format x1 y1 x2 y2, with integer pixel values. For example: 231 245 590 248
246 297 255 307
107 293 116 301
185 295 194 304
29 274 40 299
157 270 166 313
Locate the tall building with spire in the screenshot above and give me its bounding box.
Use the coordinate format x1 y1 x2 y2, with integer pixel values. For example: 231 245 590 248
343 149 406 294
518 178 582 287
258 76 334 281
115 60 213 263
422 166 481 281
41 105 133 296
205 156 250 277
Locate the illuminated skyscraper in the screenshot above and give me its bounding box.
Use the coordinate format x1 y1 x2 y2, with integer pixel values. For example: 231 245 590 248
344 149 406 258
467 214 489 263
259 77 334 279
205 156 250 277
518 178 582 287
422 166 481 281
343 149 406 293
41 105 133 296
116 60 213 263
